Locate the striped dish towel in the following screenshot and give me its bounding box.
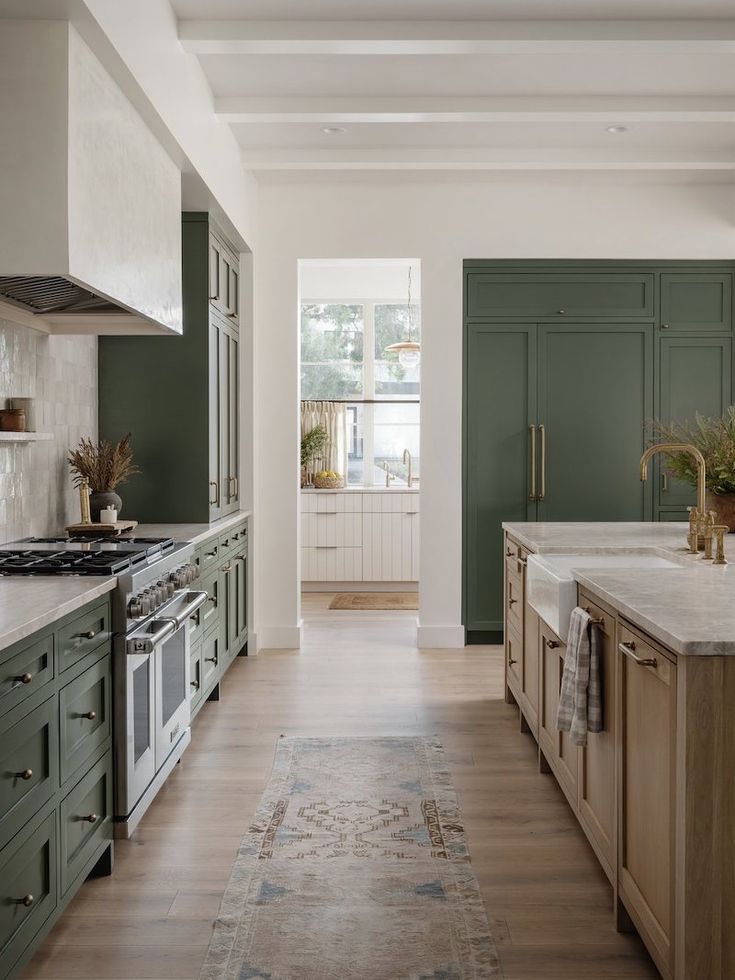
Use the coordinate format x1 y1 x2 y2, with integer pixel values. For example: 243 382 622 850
556 607 603 747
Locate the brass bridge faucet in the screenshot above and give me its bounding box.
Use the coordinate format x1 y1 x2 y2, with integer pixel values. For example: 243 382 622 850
639 443 707 552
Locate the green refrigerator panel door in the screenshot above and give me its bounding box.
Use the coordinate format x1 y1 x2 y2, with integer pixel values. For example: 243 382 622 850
536 323 654 522
657 336 732 512
464 323 537 635
660 273 732 332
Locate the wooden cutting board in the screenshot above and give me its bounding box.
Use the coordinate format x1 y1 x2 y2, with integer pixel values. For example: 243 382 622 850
64 519 138 536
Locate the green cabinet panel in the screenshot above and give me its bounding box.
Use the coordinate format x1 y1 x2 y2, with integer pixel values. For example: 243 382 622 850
466 272 654 320
201 628 221 692
464 323 537 633
0 697 57 852
657 336 732 510
536 323 654 522
660 273 732 332
0 810 56 980
57 602 110 675
189 639 203 715
0 633 53 718
59 657 111 786
234 551 248 653
99 213 241 523
59 754 112 895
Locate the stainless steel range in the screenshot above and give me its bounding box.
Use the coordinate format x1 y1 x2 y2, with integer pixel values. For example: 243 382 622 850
0 535 207 837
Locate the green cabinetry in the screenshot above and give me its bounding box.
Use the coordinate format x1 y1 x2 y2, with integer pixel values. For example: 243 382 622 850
464 262 735 643
99 213 241 523
0 596 113 980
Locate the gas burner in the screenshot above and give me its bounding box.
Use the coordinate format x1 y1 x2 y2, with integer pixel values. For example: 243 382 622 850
0 547 136 576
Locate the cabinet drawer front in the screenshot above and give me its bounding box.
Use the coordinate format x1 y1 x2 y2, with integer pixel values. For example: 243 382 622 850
505 624 523 692
190 641 203 711
0 698 58 851
190 573 220 644
230 522 248 549
0 810 56 979
196 539 220 575
301 547 363 582
201 629 221 689
301 512 363 548
59 754 112 895
59 657 111 787
0 633 54 718
361 493 418 514
505 572 523 636
57 602 111 674
467 272 654 319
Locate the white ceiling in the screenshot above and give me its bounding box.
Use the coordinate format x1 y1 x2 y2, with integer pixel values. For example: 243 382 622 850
171 0 735 176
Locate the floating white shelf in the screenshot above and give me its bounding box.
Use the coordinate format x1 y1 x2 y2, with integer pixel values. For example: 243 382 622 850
0 432 54 442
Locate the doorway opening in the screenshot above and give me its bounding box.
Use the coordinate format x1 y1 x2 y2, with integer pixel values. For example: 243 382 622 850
298 259 421 639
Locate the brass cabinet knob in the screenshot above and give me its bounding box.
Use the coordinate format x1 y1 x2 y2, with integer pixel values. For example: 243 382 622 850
76 629 97 640
546 639 561 649
18 769 33 780
557 309 566 314
82 813 98 823
205 655 218 664
661 323 670 329
508 598 517 606
81 710 97 721
20 894 34 907
190 680 200 690
508 657 517 665
19 672 32 684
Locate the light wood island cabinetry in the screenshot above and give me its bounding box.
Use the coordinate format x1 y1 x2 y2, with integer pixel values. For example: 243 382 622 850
503 528 735 980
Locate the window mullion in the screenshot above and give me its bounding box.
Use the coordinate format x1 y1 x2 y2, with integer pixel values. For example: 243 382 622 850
362 303 376 486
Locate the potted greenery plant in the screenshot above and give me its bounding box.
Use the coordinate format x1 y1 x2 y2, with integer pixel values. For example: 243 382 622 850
650 408 735 530
300 424 328 488
68 434 140 521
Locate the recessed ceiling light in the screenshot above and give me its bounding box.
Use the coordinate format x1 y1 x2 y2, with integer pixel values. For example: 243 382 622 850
606 125 628 134
322 127 346 135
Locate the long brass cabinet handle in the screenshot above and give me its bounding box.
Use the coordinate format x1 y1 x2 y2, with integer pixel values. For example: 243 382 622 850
209 481 219 506
538 424 546 501
619 640 657 668
529 424 537 500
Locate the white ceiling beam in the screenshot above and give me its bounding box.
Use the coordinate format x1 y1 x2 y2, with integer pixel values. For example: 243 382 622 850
217 96 735 125
179 19 735 55
240 145 735 171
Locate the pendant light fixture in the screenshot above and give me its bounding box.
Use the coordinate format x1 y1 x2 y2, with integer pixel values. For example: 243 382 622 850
384 266 420 367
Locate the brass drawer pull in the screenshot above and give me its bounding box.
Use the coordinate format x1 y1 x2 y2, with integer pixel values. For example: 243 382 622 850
205 549 218 558
18 769 33 780
546 639 561 649
81 710 97 721
209 481 219 506
508 657 517 665
190 680 200 690
205 654 218 664
619 640 657 668
18 672 33 684
529 423 537 500
222 563 232 573
505 547 515 558
76 629 97 640
20 894 34 907
205 596 217 608
538 424 546 501
508 597 518 606
82 813 98 824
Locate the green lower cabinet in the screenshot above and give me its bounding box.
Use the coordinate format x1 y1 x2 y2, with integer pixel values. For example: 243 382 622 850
59 753 112 895
0 809 57 980
59 656 111 786
201 627 221 694
0 697 58 852
0 633 53 718
189 639 204 716
234 551 248 652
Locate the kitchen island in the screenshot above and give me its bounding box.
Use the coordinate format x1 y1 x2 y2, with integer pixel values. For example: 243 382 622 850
502 521 735 980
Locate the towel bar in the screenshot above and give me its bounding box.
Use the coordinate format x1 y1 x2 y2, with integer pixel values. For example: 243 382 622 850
582 606 605 627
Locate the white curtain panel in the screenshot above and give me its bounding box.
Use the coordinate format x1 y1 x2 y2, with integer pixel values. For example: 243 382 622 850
301 400 347 481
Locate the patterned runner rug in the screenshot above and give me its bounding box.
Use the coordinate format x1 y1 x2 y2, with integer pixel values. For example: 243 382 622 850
329 592 419 611
199 736 501 980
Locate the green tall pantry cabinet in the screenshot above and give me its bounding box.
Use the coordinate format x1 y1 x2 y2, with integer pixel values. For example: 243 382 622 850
99 214 240 522
463 262 734 643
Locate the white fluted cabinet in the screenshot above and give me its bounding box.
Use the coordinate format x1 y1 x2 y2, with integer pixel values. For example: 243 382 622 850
301 491 419 583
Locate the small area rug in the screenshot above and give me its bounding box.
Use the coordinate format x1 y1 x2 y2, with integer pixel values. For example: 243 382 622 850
199 736 501 980
329 592 419 611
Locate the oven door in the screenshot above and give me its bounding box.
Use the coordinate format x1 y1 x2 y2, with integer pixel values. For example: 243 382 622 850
154 620 191 768
125 648 156 809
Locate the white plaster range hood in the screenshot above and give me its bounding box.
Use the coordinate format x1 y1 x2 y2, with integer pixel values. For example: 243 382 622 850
0 21 182 335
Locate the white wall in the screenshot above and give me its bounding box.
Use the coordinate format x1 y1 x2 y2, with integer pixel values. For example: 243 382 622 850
300 260 420 302
255 176 735 649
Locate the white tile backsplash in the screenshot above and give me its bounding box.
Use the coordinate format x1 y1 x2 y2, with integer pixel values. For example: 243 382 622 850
0 317 97 542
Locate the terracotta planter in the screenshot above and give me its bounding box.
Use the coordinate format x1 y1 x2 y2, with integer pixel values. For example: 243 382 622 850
705 492 735 532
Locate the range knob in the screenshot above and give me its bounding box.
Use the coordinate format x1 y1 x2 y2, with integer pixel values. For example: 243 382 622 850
164 579 175 599
145 588 159 613
127 595 143 618
155 581 167 604
139 592 151 616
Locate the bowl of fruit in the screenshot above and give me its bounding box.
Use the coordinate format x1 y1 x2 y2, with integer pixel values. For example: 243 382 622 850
312 470 345 489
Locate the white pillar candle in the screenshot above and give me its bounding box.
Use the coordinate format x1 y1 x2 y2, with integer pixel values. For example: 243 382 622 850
100 506 118 524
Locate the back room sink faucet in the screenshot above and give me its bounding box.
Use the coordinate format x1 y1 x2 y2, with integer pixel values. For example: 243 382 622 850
639 442 706 552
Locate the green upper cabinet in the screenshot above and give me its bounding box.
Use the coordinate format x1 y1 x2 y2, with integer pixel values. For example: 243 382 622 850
536 323 654 522
99 214 241 523
657 335 732 511
464 323 537 634
466 272 654 320
660 273 732 332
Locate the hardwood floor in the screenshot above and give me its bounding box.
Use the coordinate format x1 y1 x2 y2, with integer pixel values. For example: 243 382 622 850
23 593 657 980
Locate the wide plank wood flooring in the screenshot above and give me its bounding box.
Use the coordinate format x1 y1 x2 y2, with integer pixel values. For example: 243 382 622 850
23 593 657 980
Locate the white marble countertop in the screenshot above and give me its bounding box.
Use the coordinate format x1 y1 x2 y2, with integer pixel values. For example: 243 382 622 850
0 577 116 653
503 521 735 656
135 510 251 547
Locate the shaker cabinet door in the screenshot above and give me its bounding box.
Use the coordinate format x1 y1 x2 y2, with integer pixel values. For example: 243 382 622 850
208 318 223 522
660 272 732 332
464 323 537 636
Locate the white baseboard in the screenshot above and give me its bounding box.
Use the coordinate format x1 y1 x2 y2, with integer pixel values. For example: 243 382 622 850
302 582 418 593
417 624 465 649
257 623 303 650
